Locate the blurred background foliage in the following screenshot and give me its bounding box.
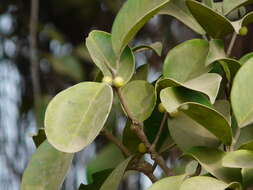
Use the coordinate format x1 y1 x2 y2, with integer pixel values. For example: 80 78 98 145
1 0 253 189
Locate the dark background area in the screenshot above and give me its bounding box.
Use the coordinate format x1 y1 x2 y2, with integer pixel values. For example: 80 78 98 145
0 0 253 189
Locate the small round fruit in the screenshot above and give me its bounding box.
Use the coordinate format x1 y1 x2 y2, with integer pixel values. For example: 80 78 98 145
239 26 248 36
158 103 166 113
138 143 147 153
169 109 179 118
102 76 113 85
113 76 125 88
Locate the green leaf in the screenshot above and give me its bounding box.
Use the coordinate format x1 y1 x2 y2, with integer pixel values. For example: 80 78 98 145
132 42 163 56
121 80 156 122
180 103 232 145
32 128 46 148
45 82 113 153
163 39 210 83
131 64 149 81
242 168 253 189
206 39 226 66
21 141 73 190
111 0 170 56
160 86 212 114
100 157 132 190
159 0 205 34
148 175 186 190
168 113 220 152
180 176 242 190
239 52 253 65
144 105 170 151
86 31 135 83
223 150 253 168
157 73 222 104
79 169 113 190
214 100 231 124
202 0 213 8
186 0 234 38
231 59 253 128
86 144 124 183
186 147 242 183
223 0 253 15
234 125 253 150
122 120 140 153
218 58 241 82
49 55 84 81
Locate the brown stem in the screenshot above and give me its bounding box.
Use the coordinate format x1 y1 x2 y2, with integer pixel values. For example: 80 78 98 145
101 128 131 157
116 87 172 176
128 158 158 183
101 128 157 182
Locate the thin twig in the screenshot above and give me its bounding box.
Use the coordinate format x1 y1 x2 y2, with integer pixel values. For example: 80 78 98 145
151 113 168 150
29 0 41 121
226 32 237 57
101 128 157 182
116 88 172 176
128 158 158 183
101 128 131 157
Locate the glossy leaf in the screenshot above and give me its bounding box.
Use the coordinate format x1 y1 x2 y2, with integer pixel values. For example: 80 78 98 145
132 42 162 56
242 168 253 189
234 125 253 150
86 144 124 182
186 0 234 38
231 59 253 127
206 39 226 66
180 176 242 190
86 31 135 83
45 82 113 153
180 103 232 145
218 58 241 82
163 39 210 83
160 86 212 113
223 0 253 15
32 128 46 148
111 0 170 55
21 141 73 190
100 157 132 190
223 150 253 168
131 64 149 81
122 120 140 153
121 80 156 122
239 52 253 65
186 147 242 183
214 100 231 124
79 169 113 190
159 0 205 34
202 0 213 8
148 175 186 190
168 113 220 152
157 73 221 104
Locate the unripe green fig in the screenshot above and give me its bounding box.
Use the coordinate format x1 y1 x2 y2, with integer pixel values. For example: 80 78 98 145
239 26 248 36
138 143 147 153
158 103 166 113
102 76 113 85
113 76 125 88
